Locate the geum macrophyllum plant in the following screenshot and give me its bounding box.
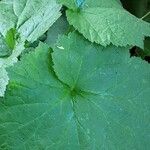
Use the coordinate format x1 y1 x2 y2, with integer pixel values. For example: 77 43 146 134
0 0 150 149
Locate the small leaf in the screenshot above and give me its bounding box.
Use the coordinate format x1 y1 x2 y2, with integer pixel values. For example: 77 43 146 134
5 28 16 50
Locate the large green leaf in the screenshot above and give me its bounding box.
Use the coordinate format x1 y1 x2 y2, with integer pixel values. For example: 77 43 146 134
0 0 61 97
0 32 150 149
59 0 150 48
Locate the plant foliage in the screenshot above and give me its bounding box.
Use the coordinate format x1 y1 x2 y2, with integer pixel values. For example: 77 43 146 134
60 0 150 48
0 0 61 96
0 0 150 149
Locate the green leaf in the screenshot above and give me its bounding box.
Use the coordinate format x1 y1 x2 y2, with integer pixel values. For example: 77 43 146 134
0 28 17 58
0 0 62 97
0 1 17 36
0 68 9 97
60 0 150 48
0 0 61 42
0 34 12 58
0 42 24 97
0 32 150 149
45 15 69 47
5 28 16 50
0 28 19 96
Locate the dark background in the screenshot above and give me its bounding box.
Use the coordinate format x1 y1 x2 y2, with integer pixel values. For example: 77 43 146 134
121 0 150 19
121 0 150 62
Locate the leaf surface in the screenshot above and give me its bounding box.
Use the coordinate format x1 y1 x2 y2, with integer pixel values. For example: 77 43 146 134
0 33 12 58
0 0 61 41
59 0 150 48
0 0 61 97
0 32 150 149
45 16 69 47
0 68 9 97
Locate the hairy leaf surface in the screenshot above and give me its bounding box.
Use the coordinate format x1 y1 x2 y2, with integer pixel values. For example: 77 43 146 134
0 0 61 97
0 33 12 58
0 33 149 149
0 0 61 41
59 0 150 48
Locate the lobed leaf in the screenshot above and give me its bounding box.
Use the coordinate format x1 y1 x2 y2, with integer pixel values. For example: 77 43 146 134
59 0 150 48
0 0 61 97
0 32 149 149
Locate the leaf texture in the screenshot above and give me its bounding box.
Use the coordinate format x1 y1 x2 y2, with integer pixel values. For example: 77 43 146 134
0 0 61 97
0 0 61 41
0 32 150 149
59 0 150 48
0 68 9 97
45 15 69 47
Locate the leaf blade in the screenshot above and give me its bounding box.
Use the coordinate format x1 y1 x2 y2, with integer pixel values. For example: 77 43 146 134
61 0 150 48
0 32 150 149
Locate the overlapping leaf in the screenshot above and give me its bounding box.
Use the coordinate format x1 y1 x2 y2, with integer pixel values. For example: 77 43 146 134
45 16 69 47
0 32 149 149
0 32 24 97
59 0 150 48
0 0 61 96
0 68 9 97
0 0 61 41
0 33 12 58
